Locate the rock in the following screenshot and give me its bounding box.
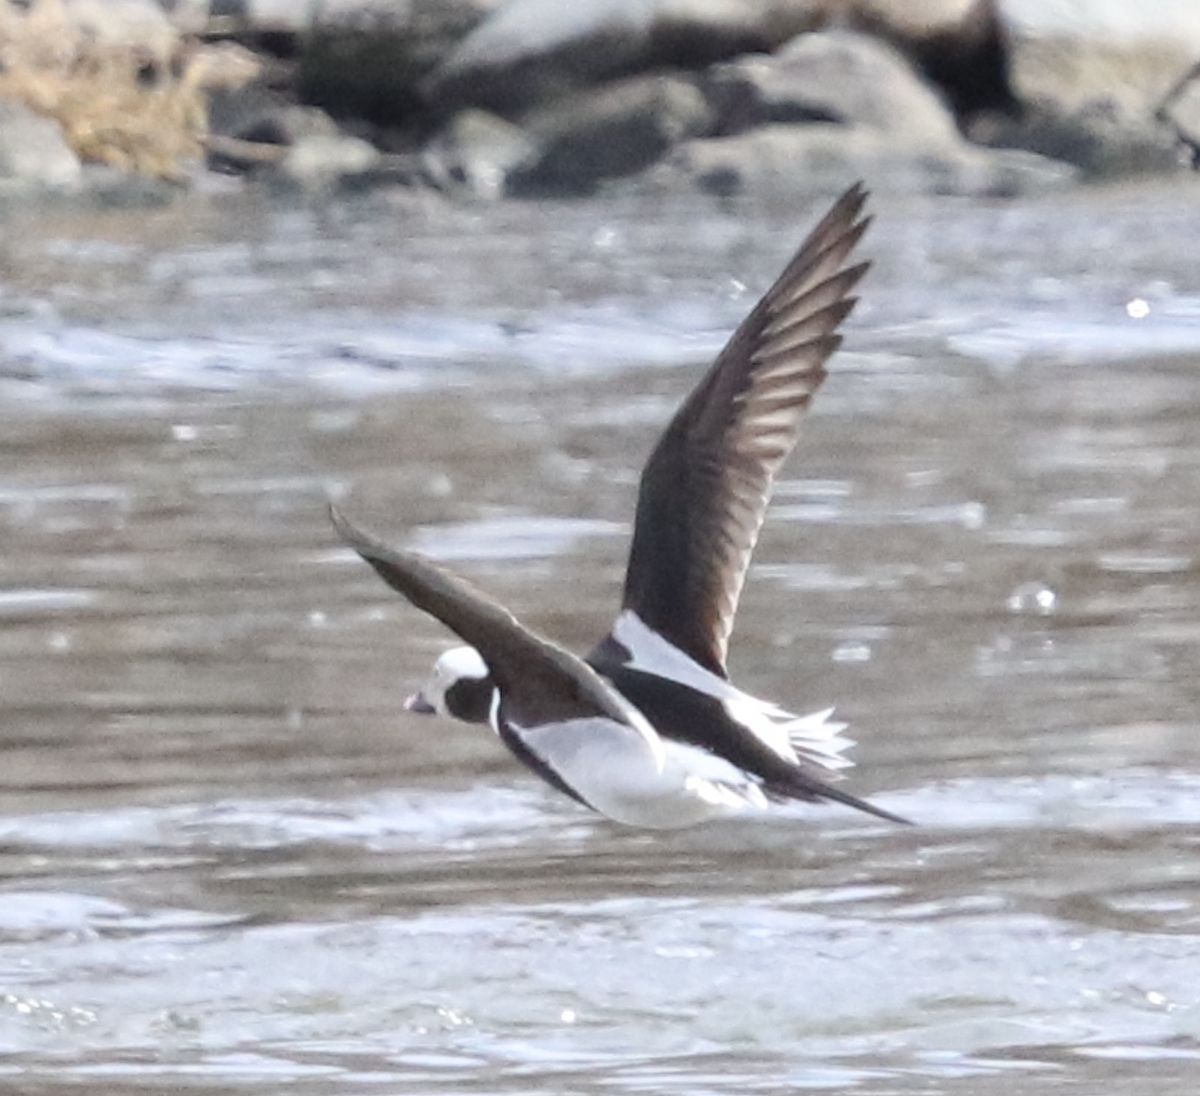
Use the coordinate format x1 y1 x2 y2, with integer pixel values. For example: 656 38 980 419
814 0 1016 118
425 0 1011 120
653 29 1074 200
422 109 536 198
295 0 491 127
200 0 497 36
664 123 1074 200
0 100 82 190
509 73 714 195
706 30 961 146
997 0 1200 112
970 99 1186 178
983 0 1200 175
427 0 774 117
1161 66 1200 163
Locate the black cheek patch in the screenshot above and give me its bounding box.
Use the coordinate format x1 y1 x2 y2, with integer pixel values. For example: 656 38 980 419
444 676 497 725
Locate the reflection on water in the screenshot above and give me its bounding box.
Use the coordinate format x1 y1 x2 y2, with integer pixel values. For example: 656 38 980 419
2 182 1200 1093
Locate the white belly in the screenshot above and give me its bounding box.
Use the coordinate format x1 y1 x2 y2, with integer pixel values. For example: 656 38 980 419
512 716 770 829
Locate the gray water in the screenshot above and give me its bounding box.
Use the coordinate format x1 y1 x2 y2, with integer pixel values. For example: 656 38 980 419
2 180 1200 1093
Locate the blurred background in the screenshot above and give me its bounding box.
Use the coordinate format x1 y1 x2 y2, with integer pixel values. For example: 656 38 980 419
2 2 1200 1093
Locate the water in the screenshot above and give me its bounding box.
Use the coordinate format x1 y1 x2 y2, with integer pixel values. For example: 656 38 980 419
2 180 1200 1093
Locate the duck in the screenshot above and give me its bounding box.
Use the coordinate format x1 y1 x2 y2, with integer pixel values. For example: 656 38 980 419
331 182 906 829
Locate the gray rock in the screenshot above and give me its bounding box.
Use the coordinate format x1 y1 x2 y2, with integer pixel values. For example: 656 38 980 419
1161 66 1200 162
987 0 1200 175
841 0 1014 118
707 30 961 147
969 98 1186 178
0 102 82 190
510 73 714 195
427 0 793 117
665 123 1075 200
425 0 1009 119
294 0 491 126
666 28 1065 199
997 0 1200 111
202 0 497 36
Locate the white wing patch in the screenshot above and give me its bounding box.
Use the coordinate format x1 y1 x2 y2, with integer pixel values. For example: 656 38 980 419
611 610 855 773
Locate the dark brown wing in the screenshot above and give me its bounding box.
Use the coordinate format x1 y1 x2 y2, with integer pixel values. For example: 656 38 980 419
330 505 648 733
619 183 871 677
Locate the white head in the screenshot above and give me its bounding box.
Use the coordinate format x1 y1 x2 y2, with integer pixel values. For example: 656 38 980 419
405 645 495 724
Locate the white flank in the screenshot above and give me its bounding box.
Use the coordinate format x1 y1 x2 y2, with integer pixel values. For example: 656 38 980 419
610 610 855 773
506 712 768 829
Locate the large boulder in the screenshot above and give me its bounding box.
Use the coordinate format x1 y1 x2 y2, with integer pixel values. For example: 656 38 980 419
978 0 1200 175
425 0 1008 119
997 0 1200 113
706 28 962 145
663 30 1074 198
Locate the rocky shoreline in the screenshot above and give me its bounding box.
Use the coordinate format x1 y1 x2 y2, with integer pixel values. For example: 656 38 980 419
2 0 1200 203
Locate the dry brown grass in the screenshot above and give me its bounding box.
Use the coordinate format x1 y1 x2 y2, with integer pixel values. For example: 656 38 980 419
0 0 255 181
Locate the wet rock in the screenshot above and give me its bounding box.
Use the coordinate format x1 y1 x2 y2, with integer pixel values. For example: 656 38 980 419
508 73 714 195
982 0 1200 176
0 100 82 190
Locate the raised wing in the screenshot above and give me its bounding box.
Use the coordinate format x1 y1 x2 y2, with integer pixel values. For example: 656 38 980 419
330 505 654 739
618 183 871 676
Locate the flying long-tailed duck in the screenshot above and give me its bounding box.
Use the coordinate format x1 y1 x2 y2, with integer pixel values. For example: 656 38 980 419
331 183 906 829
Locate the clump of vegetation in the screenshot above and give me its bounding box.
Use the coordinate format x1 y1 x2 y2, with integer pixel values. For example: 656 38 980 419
0 0 248 181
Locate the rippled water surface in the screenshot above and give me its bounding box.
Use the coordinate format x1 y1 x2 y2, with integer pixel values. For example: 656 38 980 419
3 181 1200 1093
